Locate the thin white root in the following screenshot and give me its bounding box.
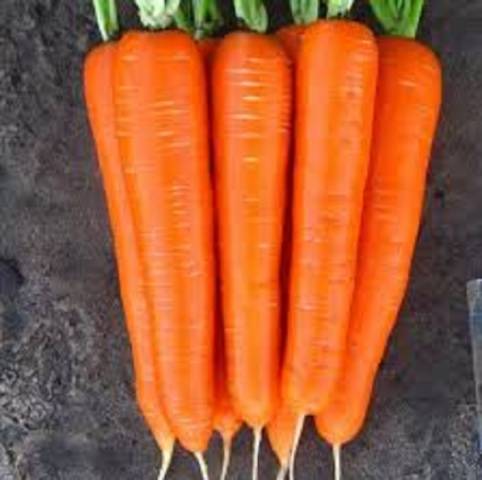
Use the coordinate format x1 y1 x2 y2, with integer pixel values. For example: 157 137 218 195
220 440 232 480
276 464 288 480
252 427 263 480
333 444 342 480
195 452 210 480
289 415 305 480
158 442 174 480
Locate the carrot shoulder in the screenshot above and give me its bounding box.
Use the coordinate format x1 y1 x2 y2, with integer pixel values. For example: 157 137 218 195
114 30 215 454
317 36 442 447
276 24 305 60
275 0 319 59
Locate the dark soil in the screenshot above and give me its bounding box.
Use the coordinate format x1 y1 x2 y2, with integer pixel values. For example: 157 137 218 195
1 1 482 479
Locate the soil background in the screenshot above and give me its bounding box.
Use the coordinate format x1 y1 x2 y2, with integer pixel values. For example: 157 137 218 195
1 1 482 479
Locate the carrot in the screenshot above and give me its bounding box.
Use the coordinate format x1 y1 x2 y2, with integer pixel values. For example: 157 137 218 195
202 29 244 480
212 1 292 477
114 1 215 472
177 4 243 475
178 4 244 475
203 39 243 480
202 36 244 480
282 2 378 477
84 2 174 479
316 2 442 478
267 7 312 478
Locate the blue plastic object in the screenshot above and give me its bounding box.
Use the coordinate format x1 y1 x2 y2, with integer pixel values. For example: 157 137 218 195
467 279 482 451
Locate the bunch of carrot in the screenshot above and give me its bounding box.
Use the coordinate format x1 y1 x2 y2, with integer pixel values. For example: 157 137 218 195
84 0 441 478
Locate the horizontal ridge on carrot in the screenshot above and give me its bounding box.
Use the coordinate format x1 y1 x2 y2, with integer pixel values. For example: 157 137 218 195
316 1 442 477
84 2 174 479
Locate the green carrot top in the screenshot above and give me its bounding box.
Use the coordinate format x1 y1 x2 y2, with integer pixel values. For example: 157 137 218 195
369 0 425 38
289 0 355 27
174 0 223 38
134 0 181 29
234 0 269 33
290 0 318 25
325 0 355 19
92 0 120 41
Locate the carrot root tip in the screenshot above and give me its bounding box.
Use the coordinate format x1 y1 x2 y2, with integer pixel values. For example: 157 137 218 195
333 444 342 480
195 452 210 480
252 427 263 480
220 439 232 480
289 415 305 480
158 441 175 480
276 464 288 480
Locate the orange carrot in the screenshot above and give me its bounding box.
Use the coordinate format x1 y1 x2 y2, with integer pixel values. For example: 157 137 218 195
282 5 378 475
212 38 290 427
178 0 241 469
316 3 442 477
212 1 292 474
114 26 215 462
268 13 308 479
199 33 243 479
84 3 174 479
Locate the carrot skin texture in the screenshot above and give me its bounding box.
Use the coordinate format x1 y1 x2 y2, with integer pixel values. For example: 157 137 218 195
84 44 174 454
317 37 442 446
212 32 292 428
114 31 215 453
283 21 379 414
